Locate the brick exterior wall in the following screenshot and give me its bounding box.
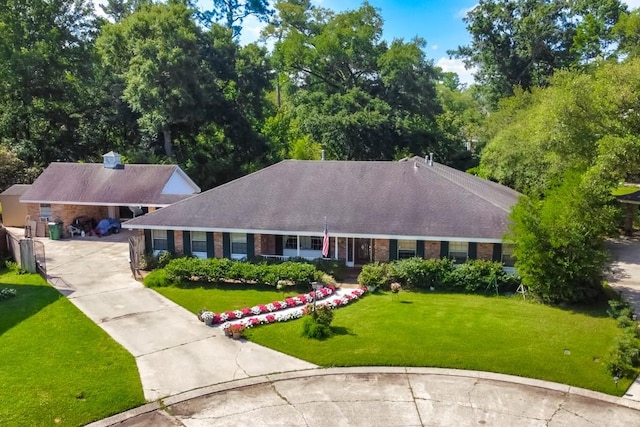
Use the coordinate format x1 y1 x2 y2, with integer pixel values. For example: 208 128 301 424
27 203 110 237
174 231 184 256
477 243 494 261
253 233 262 257
425 241 441 259
374 239 389 262
214 232 223 258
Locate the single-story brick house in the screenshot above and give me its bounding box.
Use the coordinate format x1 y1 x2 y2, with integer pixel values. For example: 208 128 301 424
123 157 520 267
20 152 200 237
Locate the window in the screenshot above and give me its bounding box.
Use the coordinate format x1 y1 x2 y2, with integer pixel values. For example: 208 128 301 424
40 204 52 221
231 233 247 255
397 240 416 259
191 231 207 254
152 230 168 251
284 236 323 250
449 242 468 264
501 244 516 267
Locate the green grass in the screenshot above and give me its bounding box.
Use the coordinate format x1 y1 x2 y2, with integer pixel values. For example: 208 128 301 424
241 291 632 396
0 270 145 426
152 282 303 314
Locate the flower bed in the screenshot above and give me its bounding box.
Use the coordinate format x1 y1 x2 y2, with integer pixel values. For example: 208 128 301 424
199 285 337 325
222 287 368 334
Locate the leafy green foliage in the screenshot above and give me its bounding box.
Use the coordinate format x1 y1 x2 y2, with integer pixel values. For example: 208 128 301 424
163 257 322 287
302 304 334 339
357 262 388 289
509 172 616 304
143 269 171 288
605 328 640 378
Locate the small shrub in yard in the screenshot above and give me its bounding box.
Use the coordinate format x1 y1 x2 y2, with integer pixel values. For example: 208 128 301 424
0 287 17 300
605 328 640 378
4 260 25 274
157 251 175 268
358 262 387 289
388 257 454 290
301 304 334 339
607 299 635 328
143 269 171 287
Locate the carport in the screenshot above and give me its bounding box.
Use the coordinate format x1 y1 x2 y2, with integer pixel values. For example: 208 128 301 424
19 152 200 238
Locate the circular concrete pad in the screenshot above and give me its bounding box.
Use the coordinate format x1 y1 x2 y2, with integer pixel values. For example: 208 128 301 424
91 368 640 426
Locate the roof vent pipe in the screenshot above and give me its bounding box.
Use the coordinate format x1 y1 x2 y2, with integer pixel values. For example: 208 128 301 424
429 152 434 166
321 150 325 161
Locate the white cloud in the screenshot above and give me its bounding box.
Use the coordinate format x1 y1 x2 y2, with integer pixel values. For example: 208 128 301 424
457 4 478 19
431 44 439 50
436 57 477 87
238 14 266 46
623 0 640 9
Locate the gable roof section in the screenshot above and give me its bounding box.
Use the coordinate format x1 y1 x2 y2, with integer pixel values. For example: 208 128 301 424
20 163 200 206
1 184 32 197
124 159 521 241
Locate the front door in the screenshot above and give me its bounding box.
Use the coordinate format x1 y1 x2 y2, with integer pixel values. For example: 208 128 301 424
346 238 355 267
356 238 372 265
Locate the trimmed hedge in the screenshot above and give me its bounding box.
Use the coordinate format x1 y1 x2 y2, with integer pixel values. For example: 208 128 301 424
359 257 520 294
163 257 324 287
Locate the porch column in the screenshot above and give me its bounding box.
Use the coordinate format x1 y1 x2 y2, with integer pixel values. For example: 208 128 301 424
334 237 338 260
296 234 300 257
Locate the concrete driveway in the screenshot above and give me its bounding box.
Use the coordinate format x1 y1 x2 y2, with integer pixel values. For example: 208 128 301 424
23 228 314 401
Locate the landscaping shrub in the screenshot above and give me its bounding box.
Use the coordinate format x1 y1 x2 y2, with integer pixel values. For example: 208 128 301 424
301 305 334 339
605 328 640 378
157 251 175 268
448 259 510 293
143 269 171 287
607 299 636 328
4 260 24 275
162 257 323 287
388 257 454 290
0 287 17 300
312 258 348 281
357 262 388 289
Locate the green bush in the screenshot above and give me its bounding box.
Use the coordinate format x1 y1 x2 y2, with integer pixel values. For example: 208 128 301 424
313 258 348 281
143 269 171 287
607 299 636 328
358 262 388 289
0 287 17 300
157 251 174 268
388 258 454 290
312 304 334 325
162 257 323 287
301 316 332 339
605 328 640 378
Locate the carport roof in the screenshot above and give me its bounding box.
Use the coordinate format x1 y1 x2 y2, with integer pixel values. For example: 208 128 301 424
20 163 199 207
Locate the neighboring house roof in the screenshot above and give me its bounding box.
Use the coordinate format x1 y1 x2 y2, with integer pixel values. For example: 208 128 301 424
124 158 521 242
20 163 200 207
0 184 32 197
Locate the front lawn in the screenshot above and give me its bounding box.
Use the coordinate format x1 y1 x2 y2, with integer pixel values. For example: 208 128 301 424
0 270 145 426
244 291 631 395
151 281 634 395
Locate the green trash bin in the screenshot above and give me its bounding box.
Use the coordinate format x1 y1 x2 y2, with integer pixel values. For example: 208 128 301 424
48 222 62 240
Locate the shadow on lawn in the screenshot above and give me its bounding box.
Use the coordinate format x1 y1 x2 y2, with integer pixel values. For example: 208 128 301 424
0 283 62 336
331 326 356 337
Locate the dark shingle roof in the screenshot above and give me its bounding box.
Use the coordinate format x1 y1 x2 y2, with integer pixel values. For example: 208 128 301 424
124 159 521 240
20 163 198 206
1 184 32 196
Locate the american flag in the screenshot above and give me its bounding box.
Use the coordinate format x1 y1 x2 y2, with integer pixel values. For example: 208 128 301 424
322 222 329 258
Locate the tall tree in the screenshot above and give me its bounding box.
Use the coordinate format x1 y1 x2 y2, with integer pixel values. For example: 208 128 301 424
97 1 203 158
451 0 626 106
0 0 98 164
191 0 272 38
266 1 450 163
